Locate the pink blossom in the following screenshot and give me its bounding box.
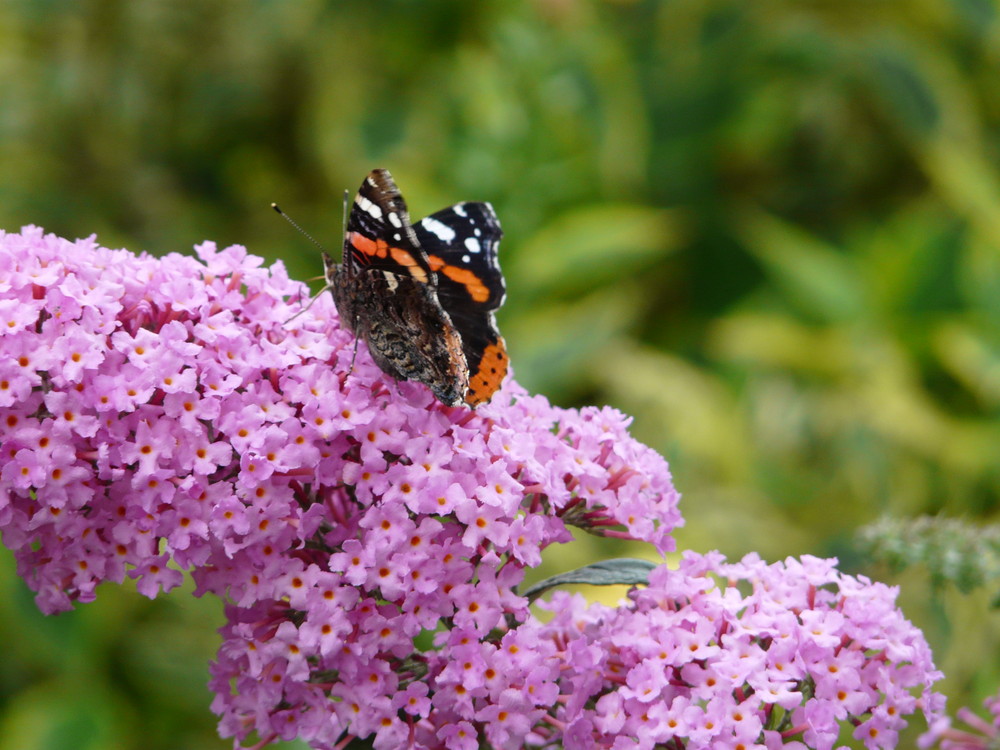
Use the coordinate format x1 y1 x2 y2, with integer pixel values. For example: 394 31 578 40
523 551 943 749
922 690 1000 749
0 226 949 749
0 226 682 748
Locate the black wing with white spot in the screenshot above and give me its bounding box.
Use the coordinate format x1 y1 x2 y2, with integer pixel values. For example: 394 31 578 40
414 201 508 406
341 168 432 279
414 201 505 312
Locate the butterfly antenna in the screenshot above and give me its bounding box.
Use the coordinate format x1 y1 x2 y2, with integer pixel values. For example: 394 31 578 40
272 203 332 324
340 189 354 280
272 203 329 254
342 189 349 236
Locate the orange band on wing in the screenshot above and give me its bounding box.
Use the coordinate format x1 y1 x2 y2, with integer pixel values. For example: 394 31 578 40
427 256 490 303
350 232 384 260
465 340 508 406
350 232 428 283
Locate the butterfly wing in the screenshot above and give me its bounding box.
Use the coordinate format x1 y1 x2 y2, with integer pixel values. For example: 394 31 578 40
330 169 468 406
339 168 432 282
414 202 508 406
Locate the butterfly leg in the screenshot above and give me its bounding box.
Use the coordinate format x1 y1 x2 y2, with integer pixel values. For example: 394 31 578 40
284 283 332 325
346 311 361 376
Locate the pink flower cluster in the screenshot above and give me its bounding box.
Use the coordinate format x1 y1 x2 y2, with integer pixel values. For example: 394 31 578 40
0 227 676 740
523 552 944 750
0 226 943 749
921 691 1000 749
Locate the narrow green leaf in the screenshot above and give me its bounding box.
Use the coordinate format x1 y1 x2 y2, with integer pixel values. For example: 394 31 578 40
737 208 864 322
509 204 681 298
867 48 940 136
505 283 644 396
521 558 657 602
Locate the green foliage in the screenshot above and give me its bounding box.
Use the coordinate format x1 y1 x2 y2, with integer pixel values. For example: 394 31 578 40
859 516 1000 600
1 1 1000 748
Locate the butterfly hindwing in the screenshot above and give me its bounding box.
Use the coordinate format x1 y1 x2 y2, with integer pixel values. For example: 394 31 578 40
414 202 508 406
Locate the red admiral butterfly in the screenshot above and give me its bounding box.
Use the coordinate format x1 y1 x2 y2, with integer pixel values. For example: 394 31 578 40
325 169 508 407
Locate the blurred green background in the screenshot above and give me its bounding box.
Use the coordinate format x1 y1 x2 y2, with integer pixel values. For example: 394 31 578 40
2 1 999 748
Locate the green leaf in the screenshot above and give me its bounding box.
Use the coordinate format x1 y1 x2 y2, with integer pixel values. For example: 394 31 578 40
866 47 940 136
521 558 657 602
922 140 1000 242
736 208 864 322
505 283 644 396
932 320 1000 408
508 204 682 299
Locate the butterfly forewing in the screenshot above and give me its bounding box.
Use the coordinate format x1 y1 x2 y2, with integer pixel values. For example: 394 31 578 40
342 169 431 282
328 169 468 406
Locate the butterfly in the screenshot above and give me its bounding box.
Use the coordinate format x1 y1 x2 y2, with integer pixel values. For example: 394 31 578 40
325 169 508 407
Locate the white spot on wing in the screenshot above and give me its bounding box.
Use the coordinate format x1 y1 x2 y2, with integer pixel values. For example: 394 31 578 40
382 271 399 292
356 195 382 219
388 212 403 228
464 237 481 254
474 228 482 237
462 254 471 264
421 217 456 243
453 204 468 217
